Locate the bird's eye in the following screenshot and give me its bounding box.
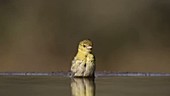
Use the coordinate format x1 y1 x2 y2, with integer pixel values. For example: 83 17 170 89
83 45 86 47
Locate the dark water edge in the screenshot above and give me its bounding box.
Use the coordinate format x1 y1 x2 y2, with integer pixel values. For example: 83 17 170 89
0 72 170 77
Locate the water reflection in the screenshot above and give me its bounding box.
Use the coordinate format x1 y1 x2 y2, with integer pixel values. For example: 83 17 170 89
71 78 95 96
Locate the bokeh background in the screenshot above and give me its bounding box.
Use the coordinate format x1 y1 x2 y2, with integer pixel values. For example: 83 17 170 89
0 0 170 72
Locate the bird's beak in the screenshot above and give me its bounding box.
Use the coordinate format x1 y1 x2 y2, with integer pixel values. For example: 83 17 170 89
86 46 92 49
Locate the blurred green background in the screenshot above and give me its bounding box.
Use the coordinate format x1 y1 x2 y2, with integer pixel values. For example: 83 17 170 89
0 0 170 72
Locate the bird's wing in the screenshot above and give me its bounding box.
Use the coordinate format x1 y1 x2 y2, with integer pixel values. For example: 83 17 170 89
71 58 86 76
71 58 79 72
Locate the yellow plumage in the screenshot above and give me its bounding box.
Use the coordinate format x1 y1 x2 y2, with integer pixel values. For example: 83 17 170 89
71 39 95 77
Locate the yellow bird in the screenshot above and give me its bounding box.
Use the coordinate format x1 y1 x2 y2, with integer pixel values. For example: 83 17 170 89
71 39 95 77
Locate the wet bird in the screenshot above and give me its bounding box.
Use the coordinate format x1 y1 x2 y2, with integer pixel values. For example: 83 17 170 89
71 39 95 77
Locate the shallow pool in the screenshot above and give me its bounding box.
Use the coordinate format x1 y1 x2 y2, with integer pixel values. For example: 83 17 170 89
0 76 170 96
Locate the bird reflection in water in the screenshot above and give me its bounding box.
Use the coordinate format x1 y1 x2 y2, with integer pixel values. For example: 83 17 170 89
71 78 95 96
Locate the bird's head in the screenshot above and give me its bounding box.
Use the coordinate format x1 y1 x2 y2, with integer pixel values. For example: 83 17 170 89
78 39 93 53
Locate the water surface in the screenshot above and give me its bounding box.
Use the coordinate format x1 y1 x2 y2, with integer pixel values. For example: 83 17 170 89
0 76 170 96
